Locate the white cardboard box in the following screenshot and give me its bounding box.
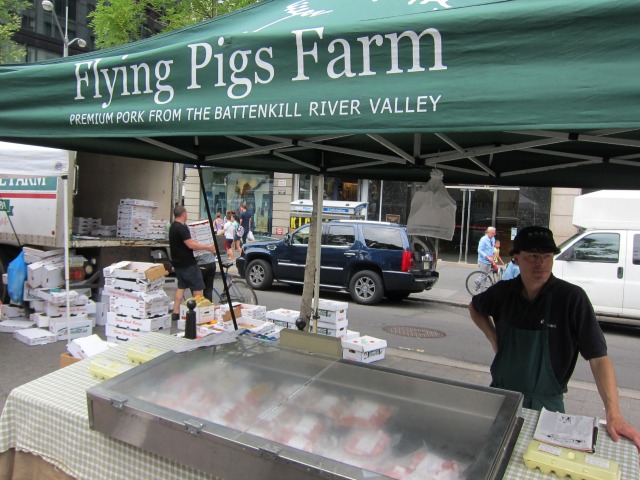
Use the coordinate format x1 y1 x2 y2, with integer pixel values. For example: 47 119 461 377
33 288 79 305
309 320 348 338
342 335 387 363
106 312 171 332
26 256 63 288
0 319 34 333
179 303 215 324
104 276 165 293
103 261 167 282
67 334 112 359
312 298 348 324
22 246 64 264
41 263 65 288
265 308 300 329
106 324 169 343
343 330 360 341
45 302 89 318
239 304 267 321
13 327 58 346
1 305 26 319
48 316 93 341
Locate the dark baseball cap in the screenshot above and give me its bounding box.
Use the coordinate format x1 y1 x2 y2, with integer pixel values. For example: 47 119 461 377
509 226 560 255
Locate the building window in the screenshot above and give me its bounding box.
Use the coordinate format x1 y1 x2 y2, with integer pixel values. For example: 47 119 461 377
297 175 359 201
199 169 273 234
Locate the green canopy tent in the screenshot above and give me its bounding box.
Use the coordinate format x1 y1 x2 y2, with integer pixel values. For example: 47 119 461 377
0 0 639 188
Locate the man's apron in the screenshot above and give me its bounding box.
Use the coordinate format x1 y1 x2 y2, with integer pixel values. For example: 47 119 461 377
490 294 565 412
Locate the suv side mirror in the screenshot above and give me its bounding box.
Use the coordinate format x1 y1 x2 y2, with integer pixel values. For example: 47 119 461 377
283 234 291 246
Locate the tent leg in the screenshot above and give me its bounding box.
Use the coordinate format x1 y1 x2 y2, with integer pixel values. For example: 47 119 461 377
312 173 323 332
63 176 71 345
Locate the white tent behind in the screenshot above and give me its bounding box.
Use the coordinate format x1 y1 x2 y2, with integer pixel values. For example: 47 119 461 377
0 141 73 342
0 141 69 178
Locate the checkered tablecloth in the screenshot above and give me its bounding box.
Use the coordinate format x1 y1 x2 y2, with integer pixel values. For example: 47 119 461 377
0 333 637 480
505 409 639 479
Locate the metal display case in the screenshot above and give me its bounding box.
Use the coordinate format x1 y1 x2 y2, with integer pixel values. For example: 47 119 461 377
87 337 523 480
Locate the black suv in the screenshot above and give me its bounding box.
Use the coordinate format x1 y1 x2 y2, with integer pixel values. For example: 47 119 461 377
236 220 439 305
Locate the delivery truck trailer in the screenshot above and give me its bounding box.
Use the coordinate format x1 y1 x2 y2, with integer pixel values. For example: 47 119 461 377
0 142 182 301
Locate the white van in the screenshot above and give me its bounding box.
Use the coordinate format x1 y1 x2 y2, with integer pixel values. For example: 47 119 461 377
551 191 640 324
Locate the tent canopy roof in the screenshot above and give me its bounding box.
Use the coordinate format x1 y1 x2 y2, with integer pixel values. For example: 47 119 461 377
0 141 70 178
0 0 639 188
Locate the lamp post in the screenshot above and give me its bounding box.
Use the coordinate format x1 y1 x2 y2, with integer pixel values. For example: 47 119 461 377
41 0 86 57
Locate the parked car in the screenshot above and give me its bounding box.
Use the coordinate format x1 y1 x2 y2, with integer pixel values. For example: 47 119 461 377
236 220 439 305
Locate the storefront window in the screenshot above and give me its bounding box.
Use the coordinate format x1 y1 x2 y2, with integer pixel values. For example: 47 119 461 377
200 169 273 234
367 180 381 220
297 175 359 201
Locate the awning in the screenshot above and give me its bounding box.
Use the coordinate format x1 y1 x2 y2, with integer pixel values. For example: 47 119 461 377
0 0 638 188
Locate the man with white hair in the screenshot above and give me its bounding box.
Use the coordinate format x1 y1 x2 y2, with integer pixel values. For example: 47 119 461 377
477 226 497 274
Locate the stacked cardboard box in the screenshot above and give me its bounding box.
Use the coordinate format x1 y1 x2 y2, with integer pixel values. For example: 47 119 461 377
116 198 157 238
103 261 170 343
309 299 349 338
187 220 215 257
72 217 101 235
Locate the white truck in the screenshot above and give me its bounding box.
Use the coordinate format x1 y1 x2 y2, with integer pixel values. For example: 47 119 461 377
552 190 640 324
0 141 182 301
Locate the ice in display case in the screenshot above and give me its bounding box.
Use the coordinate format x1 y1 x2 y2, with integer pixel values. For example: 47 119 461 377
87 337 523 480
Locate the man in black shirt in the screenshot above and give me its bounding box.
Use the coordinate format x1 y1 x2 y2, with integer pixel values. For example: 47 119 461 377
238 203 252 254
469 226 640 449
169 205 216 321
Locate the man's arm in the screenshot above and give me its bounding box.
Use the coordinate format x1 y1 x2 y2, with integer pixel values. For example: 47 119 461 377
589 356 640 450
184 238 215 253
468 303 498 353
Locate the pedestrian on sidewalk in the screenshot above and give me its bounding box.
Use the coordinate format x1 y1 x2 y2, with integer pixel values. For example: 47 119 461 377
468 225 640 449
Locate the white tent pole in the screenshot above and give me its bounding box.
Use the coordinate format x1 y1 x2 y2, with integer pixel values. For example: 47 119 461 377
312 173 323 332
63 176 71 344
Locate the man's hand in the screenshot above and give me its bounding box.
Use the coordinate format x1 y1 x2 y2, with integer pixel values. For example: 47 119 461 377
606 412 640 451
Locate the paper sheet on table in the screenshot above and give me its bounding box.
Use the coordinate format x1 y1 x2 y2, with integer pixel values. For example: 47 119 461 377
533 407 598 452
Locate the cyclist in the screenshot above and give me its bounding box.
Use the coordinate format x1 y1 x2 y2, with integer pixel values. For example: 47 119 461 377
477 226 496 275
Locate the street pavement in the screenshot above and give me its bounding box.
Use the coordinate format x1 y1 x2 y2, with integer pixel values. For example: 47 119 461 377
1 260 639 431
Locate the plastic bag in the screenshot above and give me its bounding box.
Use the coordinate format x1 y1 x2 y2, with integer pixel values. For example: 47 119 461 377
247 231 255 242
407 170 456 240
7 251 27 304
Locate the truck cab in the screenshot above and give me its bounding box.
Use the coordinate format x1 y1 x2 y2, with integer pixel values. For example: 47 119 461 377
551 191 640 324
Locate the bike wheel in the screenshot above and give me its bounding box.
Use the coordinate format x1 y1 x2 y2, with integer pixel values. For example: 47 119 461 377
465 271 494 296
221 280 258 305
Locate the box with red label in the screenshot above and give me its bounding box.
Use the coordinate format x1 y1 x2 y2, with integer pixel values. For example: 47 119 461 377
342 335 387 363
106 324 170 343
106 312 171 332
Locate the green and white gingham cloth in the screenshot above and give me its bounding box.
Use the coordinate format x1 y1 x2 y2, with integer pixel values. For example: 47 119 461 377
1 332 638 480
0 333 219 480
504 409 638 479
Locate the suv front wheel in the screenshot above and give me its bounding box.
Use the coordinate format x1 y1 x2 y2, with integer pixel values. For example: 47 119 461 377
246 259 274 290
349 270 384 305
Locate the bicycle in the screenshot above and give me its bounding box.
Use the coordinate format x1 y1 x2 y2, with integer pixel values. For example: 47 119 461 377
465 265 503 296
200 260 258 305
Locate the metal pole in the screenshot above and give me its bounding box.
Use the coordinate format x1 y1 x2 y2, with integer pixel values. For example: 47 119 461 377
63 5 69 57
458 189 466 263
312 173 323 333
63 176 71 344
